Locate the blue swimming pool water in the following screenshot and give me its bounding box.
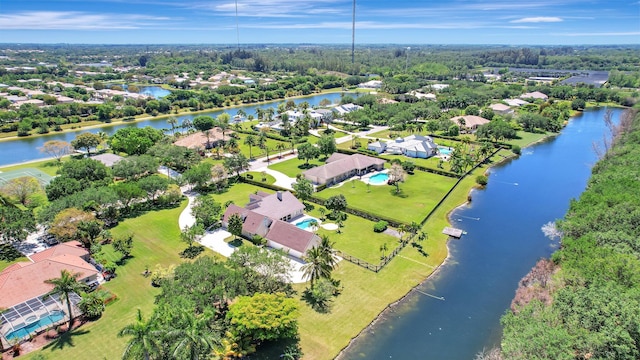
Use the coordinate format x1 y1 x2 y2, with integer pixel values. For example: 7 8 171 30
4 311 65 341
295 219 318 230
369 173 389 184
438 146 453 155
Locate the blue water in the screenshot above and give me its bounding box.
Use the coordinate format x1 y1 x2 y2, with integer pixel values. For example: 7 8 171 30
369 173 389 184
438 146 452 155
0 92 355 166
295 219 317 230
340 107 623 359
4 311 65 341
139 86 171 99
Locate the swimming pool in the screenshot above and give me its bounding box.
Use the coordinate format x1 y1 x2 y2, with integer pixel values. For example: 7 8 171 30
438 146 453 155
295 218 318 230
4 310 65 341
369 172 389 185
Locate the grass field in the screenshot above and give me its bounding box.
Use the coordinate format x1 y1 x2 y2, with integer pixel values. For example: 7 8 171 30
0 158 65 177
268 156 326 178
20 199 228 360
315 170 458 224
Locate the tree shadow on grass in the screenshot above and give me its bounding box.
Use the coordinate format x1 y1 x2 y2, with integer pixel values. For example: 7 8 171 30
43 328 91 351
297 163 317 170
115 255 134 266
389 189 408 198
411 242 429 257
228 238 243 247
301 289 332 314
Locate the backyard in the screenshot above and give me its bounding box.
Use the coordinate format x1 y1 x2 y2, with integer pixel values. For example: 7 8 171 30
315 170 458 224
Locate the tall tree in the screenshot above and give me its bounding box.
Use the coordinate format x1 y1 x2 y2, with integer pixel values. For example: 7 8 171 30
1 176 41 206
388 163 407 194
71 132 102 155
45 270 87 330
169 310 219 360
118 309 162 360
317 134 337 158
227 213 244 240
223 153 249 178
227 293 298 342
39 140 72 163
297 142 320 165
244 135 257 159
292 178 314 203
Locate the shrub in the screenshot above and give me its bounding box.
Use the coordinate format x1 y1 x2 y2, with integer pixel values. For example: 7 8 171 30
512 145 521 155
180 245 204 259
476 175 488 186
373 221 388 233
245 173 254 180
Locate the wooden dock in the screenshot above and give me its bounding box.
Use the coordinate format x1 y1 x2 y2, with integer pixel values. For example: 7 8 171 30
442 227 464 238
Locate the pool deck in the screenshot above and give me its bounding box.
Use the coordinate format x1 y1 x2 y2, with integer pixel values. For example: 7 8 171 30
360 169 390 186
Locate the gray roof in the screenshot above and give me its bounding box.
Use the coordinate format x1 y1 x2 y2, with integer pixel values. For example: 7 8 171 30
265 220 320 254
247 191 305 221
91 153 124 167
304 153 385 181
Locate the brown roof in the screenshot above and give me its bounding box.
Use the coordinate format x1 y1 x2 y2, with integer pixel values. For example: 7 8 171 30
222 204 272 237
248 191 305 221
0 253 98 308
265 220 320 254
29 241 88 263
450 115 491 128
174 128 233 149
304 153 385 182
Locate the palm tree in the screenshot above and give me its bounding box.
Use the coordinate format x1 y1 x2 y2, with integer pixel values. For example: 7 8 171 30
276 142 287 158
244 135 257 159
309 220 319 233
45 270 87 331
379 243 388 259
167 117 178 137
255 108 264 121
318 235 339 272
182 118 193 130
118 309 162 360
168 310 219 360
301 247 330 287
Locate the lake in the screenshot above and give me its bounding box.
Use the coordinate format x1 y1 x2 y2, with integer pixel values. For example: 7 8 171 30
339 107 622 359
0 91 356 166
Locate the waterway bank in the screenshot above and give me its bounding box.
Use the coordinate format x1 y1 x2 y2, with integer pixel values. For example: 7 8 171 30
337 107 623 359
0 88 353 142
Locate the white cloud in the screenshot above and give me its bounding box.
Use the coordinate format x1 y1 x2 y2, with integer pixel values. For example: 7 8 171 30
0 11 171 30
190 0 345 18
554 31 640 36
510 17 563 23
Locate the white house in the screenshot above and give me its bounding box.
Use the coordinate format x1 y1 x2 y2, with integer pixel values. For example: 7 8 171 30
368 135 438 159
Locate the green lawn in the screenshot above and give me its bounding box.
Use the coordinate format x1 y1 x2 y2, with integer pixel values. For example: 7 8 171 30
268 156 326 178
507 131 555 148
0 158 66 176
22 199 224 360
316 170 458 224
243 171 276 185
303 205 397 264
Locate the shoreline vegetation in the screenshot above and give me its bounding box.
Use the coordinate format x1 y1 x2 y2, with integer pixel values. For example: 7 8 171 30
0 88 360 142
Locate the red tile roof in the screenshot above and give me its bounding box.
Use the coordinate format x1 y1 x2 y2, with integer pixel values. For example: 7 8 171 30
0 253 98 308
29 241 88 263
173 129 234 149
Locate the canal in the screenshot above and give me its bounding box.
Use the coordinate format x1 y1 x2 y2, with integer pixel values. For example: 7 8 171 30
0 91 354 166
339 107 622 359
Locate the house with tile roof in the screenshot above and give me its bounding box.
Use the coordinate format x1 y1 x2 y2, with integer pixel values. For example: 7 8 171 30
519 91 548 101
221 191 319 258
303 153 385 186
488 103 514 115
173 128 233 150
450 115 491 132
0 241 99 346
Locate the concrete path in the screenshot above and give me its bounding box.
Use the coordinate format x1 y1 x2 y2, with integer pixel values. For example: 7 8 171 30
253 167 296 190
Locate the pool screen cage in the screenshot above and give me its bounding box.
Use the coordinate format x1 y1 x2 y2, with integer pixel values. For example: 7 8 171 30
1 292 81 348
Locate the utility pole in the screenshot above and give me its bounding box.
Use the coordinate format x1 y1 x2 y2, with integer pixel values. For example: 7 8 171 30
351 0 356 66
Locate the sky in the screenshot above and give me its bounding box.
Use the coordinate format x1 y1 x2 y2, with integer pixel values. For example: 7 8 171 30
0 0 638 45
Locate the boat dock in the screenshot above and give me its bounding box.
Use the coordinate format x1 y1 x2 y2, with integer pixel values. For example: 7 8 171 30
442 227 464 238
